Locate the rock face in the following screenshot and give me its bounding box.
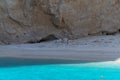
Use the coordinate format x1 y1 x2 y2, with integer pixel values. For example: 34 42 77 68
0 0 120 44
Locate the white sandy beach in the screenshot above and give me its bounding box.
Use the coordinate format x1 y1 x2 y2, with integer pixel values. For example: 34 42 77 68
1 34 120 61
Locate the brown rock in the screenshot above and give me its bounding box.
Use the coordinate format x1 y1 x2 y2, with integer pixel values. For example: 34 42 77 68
0 0 120 44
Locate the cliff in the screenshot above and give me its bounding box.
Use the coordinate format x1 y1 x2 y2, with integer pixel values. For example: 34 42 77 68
0 0 120 44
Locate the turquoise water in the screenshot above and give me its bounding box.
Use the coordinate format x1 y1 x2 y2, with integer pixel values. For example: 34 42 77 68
0 58 120 80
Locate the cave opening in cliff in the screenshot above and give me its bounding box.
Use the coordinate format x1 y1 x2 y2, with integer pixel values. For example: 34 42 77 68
26 35 58 44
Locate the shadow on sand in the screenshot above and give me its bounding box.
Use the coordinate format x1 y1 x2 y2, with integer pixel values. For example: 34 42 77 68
0 57 113 68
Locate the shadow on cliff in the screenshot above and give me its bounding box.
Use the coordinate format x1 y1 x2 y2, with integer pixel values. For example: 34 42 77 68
0 57 115 68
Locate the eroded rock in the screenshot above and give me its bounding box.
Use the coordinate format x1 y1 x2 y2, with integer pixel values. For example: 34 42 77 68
0 0 120 44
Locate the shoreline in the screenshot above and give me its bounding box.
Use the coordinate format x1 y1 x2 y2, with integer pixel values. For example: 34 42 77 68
0 47 120 61
1 35 120 61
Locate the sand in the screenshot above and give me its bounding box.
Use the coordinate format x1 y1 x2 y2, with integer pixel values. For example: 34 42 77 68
0 34 120 61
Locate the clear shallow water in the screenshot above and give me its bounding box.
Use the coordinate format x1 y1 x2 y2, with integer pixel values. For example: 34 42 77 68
0 58 120 80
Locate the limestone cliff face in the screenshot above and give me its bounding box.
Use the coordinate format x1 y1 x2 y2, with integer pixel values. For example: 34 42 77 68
0 0 120 44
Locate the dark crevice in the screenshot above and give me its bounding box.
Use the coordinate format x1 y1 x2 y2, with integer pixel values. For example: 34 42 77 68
26 35 58 44
118 29 120 32
88 28 120 37
39 35 58 42
93 29 120 36
101 31 117 35
105 32 117 35
16 35 19 38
